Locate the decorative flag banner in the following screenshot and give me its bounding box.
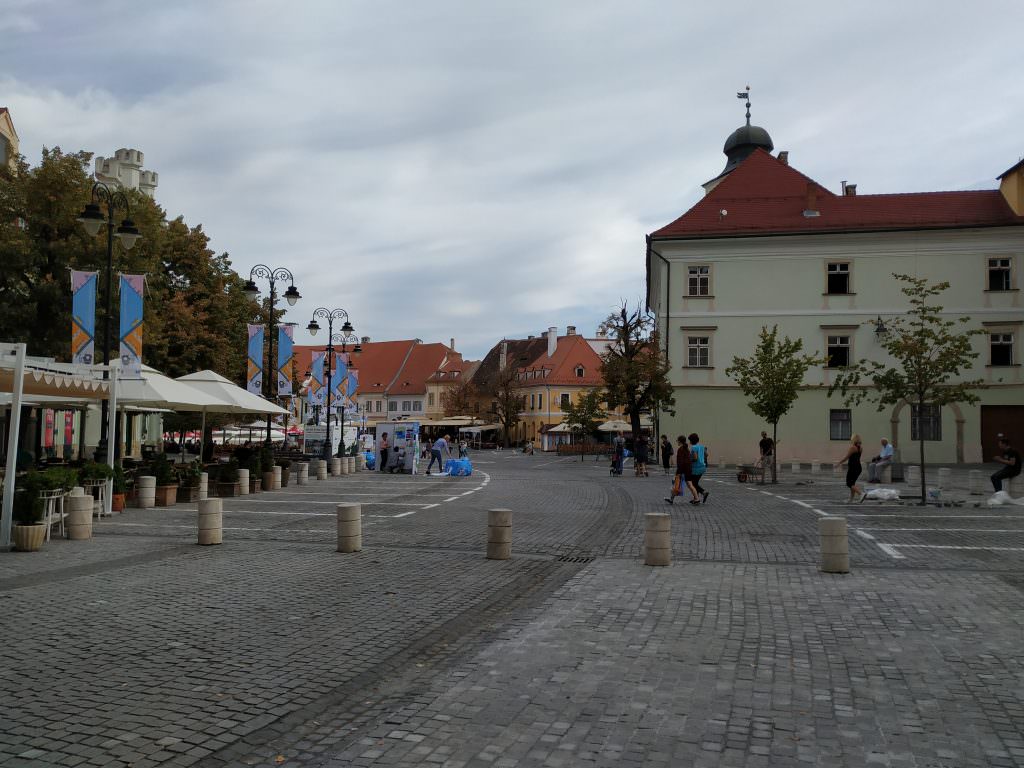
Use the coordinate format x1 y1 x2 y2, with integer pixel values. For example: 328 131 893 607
247 324 264 395
64 412 74 447
277 325 294 396
345 367 358 400
71 270 98 365
307 351 325 406
118 274 145 378
330 353 348 403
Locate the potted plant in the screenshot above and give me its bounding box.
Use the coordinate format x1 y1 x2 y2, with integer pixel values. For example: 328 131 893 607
246 455 262 493
260 447 276 491
78 461 115 485
111 464 128 512
12 473 46 552
180 461 202 503
277 458 291 487
217 459 240 497
152 454 178 507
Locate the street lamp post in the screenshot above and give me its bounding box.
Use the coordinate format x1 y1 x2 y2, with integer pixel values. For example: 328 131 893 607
77 182 142 461
243 265 300 446
306 308 360 460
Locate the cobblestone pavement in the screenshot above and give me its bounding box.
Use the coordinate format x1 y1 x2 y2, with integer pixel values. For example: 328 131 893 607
1 454 1022 767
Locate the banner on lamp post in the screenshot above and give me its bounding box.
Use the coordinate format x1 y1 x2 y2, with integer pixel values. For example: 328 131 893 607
118 274 145 378
330 353 348 404
307 351 325 407
247 324 264 395
71 270 98 365
277 325 294 396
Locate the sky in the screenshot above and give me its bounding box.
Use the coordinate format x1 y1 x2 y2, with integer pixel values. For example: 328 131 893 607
3 0 1024 359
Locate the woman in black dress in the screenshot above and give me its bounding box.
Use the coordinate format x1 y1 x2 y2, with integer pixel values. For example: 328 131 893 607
839 433 864 502
660 435 672 474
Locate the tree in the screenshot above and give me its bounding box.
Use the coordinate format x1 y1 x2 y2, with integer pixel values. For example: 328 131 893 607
828 274 986 503
561 388 605 461
441 378 478 417
725 325 826 484
600 303 675 437
490 364 525 448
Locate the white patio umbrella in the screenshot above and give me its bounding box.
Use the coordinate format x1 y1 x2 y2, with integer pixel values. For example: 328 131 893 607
598 419 633 432
118 365 226 411
176 370 291 454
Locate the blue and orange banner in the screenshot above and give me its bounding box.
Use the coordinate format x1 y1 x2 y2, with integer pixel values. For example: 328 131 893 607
118 274 145 378
71 270 97 365
247 324 264 395
330 353 348 404
345 367 358 400
307 351 325 406
277 325 294 396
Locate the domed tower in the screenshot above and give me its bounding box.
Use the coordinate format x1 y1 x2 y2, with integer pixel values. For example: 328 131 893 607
703 89 774 193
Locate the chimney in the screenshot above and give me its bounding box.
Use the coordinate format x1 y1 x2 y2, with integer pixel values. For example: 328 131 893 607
450 337 455 350
802 183 820 218
547 326 557 357
844 183 857 196
499 340 508 370
360 336 370 344
777 151 789 165
596 328 607 339
567 325 576 336
528 335 535 339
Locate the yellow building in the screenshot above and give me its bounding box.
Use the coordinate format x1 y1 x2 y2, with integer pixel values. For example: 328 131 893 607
1 107 19 170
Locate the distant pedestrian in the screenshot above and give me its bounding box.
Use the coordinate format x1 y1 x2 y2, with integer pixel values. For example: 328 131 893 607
838 433 864 502
612 431 625 475
866 438 895 483
458 439 468 458
665 435 698 505
689 433 710 504
990 436 1022 492
757 430 774 469
659 435 672 474
379 432 389 473
427 433 451 474
634 434 650 477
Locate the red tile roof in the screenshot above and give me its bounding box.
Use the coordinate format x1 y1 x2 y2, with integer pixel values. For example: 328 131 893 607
295 340 417 396
518 334 604 386
389 343 451 395
650 149 1024 239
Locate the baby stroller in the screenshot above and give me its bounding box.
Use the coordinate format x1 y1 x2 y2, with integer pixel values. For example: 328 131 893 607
609 452 623 476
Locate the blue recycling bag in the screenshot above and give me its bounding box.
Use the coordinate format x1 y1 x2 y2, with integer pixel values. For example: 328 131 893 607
443 459 473 476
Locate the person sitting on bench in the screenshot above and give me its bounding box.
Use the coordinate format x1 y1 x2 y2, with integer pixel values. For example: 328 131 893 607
866 438 894 483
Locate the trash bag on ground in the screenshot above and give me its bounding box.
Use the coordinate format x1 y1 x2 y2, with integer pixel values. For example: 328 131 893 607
863 487 899 501
986 490 1024 507
363 452 375 470
443 458 473 476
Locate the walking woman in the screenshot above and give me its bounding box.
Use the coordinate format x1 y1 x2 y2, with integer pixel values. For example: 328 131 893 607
688 433 709 504
665 435 699 505
634 434 650 477
659 435 672 474
839 433 864 502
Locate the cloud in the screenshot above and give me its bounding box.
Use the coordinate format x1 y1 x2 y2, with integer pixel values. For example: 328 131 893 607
4 0 1024 358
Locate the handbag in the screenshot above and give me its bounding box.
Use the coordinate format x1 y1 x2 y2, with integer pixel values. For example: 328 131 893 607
671 475 682 497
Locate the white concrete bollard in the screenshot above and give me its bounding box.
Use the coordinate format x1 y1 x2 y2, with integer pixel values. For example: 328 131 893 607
296 462 309 486
357 454 366 471
197 498 223 546
67 494 94 540
487 508 512 560
238 468 250 496
199 472 209 501
316 459 328 480
69 486 84 497
136 475 156 509
819 516 849 573
272 465 282 490
937 467 952 490
811 461 821 474
340 456 350 476
905 464 920 487
336 502 362 553
718 458 726 470
329 458 341 477
789 460 798 473
1009 474 1024 497
262 471 275 492
348 456 357 474
644 513 671 566
969 469 984 495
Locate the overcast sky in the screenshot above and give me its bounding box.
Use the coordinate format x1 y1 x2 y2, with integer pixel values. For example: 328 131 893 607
4 1 1023 358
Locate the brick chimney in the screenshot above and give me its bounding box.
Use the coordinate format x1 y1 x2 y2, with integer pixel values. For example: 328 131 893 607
499 340 508 370
777 151 789 165
567 325 576 336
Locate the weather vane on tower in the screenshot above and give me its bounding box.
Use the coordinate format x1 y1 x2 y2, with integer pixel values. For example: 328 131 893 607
737 86 751 126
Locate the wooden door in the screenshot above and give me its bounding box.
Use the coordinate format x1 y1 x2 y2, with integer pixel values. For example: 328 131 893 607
980 405 1024 461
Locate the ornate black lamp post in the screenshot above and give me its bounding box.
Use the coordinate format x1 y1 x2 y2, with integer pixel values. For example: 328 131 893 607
306 308 360 459
77 182 142 460
243 265 300 445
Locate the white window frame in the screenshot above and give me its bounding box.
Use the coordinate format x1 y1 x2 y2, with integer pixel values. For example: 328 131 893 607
825 262 852 295
990 332 1015 366
560 393 571 409
987 257 1014 292
686 265 711 297
911 404 942 441
388 401 397 412
829 409 852 441
686 336 710 368
826 335 851 368
575 366 585 378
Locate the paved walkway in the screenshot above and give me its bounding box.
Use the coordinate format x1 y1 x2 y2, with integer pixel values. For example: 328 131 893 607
1 455 1022 767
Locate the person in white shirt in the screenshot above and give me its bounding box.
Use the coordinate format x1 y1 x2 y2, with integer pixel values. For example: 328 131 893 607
427 434 451 475
867 438 895 483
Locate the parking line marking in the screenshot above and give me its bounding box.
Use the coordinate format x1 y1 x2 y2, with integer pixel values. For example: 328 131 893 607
877 544 1024 551
855 529 876 541
877 543 905 559
859 528 1024 533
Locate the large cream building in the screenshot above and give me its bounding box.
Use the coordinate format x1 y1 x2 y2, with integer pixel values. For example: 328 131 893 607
647 117 1024 465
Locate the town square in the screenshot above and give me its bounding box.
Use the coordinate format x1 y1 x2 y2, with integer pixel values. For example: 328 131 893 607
2 3 1023 767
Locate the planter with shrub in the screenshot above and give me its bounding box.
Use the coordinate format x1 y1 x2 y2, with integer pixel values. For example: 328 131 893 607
11 473 47 551
216 459 241 497
277 458 291 487
179 461 203 503
152 454 178 507
111 464 128 512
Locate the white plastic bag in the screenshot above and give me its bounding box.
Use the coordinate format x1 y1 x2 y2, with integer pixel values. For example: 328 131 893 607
863 487 899 501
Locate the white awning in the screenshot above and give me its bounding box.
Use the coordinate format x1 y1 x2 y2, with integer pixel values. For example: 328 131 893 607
176 370 291 416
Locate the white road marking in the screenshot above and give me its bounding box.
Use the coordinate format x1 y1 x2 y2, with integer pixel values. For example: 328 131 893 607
850 514 1021 519
883 544 1024 551
877 543 905 559
855 529 876 541
861 528 1024 533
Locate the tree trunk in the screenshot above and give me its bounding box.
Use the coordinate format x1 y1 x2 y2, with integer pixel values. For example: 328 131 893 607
918 397 927 506
771 422 779 484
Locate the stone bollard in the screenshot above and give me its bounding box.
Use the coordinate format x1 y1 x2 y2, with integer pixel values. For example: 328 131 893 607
261 471 274 491
487 508 512 560
197 498 223 546
905 464 920 487
329 458 341 477
718 457 726 469
811 461 821 474
644 513 671 566
316 459 328 480
790 460 800 473
357 454 366 471
67 494 94 540
136 475 156 509
819 517 849 573
199 472 209 501
1010 474 1024 497
340 456 350 476
348 456 357 474
69 486 84 497
336 503 362 553
969 469 984 495
238 468 250 496
937 467 952 490
272 465 282 490
296 462 309 486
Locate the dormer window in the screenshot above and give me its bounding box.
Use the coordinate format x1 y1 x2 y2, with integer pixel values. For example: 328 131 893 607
575 366 585 378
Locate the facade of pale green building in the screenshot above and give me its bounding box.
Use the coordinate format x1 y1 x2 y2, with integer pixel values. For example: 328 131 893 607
647 120 1024 467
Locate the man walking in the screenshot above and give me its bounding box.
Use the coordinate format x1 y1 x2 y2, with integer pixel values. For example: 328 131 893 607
867 438 895 483
991 436 1021 492
378 432 389 473
427 433 452 475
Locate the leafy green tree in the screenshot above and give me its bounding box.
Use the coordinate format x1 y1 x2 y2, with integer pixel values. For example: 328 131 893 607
561 388 605 461
828 275 985 503
600 303 675 437
726 325 826 484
